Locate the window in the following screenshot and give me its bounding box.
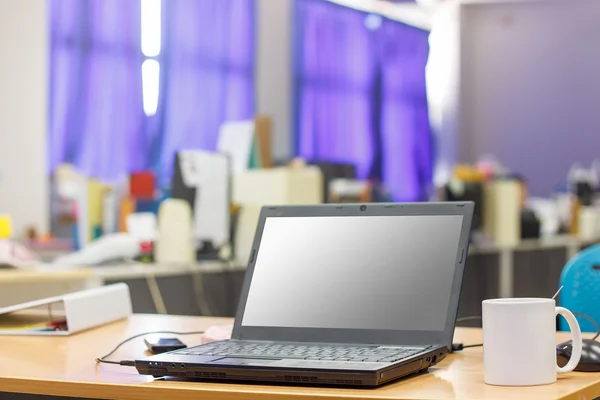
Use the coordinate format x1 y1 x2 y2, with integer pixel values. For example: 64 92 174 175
141 0 161 116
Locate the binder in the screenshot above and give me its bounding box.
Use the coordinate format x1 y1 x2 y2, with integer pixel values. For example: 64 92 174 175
0 283 132 336
254 115 273 169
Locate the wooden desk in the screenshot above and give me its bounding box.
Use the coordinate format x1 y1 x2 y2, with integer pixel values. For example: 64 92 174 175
92 261 244 280
0 268 93 284
0 314 598 400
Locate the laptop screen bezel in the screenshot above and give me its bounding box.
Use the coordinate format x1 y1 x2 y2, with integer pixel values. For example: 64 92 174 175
231 202 474 350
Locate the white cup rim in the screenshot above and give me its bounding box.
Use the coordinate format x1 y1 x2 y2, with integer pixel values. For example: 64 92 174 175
483 298 554 305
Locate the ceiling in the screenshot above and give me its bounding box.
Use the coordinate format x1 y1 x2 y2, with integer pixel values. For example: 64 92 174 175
327 0 434 30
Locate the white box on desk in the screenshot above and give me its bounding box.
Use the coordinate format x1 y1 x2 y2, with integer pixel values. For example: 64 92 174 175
0 283 132 336
233 167 323 205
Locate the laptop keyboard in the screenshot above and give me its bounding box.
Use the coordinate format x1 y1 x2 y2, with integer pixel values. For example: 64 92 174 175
175 341 427 363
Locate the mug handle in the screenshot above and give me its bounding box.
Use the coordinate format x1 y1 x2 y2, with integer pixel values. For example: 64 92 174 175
555 306 583 373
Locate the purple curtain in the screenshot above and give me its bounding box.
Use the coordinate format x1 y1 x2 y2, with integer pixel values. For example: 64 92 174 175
156 0 255 184
294 0 377 178
379 20 433 201
294 0 432 201
49 0 145 182
49 0 255 184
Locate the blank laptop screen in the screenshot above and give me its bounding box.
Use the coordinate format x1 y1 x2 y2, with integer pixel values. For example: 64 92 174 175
241 215 464 332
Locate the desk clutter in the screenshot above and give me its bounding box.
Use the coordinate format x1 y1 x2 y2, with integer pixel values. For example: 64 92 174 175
444 159 600 246
46 164 325 267
2 113 594 271
46 116 279 265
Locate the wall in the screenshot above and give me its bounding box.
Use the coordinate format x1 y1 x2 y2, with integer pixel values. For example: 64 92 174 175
0 0 49 236
457 0 600 196
256 0 293 161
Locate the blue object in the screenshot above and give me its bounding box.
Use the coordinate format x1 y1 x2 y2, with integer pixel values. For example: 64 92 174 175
72 225 80 251
92 225 103 240
559 244 600 332
135 199 162 215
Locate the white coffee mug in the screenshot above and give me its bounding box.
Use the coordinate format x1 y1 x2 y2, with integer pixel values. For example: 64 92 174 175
482 298 582 386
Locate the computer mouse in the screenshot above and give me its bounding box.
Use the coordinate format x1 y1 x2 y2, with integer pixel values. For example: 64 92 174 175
557 339 600 372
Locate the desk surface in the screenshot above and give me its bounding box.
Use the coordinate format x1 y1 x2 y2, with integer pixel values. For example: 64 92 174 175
0 314 598 400
0 268 93 283
94 261 244 280
0 261 241 284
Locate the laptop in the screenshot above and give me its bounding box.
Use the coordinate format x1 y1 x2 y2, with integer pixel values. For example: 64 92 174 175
136 202 474 387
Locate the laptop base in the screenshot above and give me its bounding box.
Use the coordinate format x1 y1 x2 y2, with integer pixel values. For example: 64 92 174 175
136 349 445 387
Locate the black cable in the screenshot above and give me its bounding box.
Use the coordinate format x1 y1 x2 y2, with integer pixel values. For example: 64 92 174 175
461 343 483 349
453 316 483 351
98 359 131 366
456 316 482 323
96 330 205 367
451 342 483 351
572 311 600 341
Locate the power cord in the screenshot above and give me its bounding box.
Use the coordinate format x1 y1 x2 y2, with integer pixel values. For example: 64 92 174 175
452 343 482 351
572 311 600 341
95 330 205 367
452 312 600 352
455 316 482 324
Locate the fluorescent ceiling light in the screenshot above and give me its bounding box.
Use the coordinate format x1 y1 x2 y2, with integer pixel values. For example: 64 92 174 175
141 0 162 57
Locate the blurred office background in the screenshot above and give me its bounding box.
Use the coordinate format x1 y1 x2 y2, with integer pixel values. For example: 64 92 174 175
1 0 600 322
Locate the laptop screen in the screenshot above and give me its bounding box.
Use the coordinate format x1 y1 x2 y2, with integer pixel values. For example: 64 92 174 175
241 215 463 332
